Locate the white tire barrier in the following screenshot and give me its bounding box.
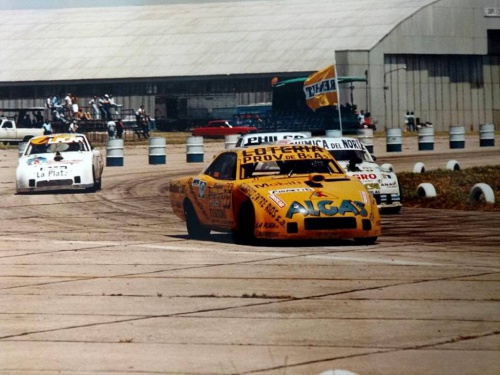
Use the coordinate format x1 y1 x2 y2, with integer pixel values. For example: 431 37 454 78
417 183 437 198
469 183 495 204
380 163 394 172
446 160 460 171
413 162 426 173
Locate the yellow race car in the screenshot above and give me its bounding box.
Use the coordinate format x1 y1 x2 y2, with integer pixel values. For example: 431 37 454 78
170 145 381 244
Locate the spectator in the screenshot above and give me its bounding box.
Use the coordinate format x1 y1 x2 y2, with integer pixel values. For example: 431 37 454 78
68 120 79 133
107 120 116 140
89 96 100 120
22 114 32 127
363 112 376 130
98 95 109 120
116 118 124 139
102 94 113 120
357 109 365 127
71 94 79 119
42 120 53 135
33 111 44 125
108 95 122 117
63 93 73 117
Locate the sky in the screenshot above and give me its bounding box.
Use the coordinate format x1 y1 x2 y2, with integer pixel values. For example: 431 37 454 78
0 0 238 10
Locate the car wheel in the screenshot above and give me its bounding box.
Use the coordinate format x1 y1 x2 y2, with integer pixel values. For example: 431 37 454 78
354 236 378 245
234 201 256 244
184 200 210 239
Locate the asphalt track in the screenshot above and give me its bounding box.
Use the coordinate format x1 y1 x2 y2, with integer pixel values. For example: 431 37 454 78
0 134 499 374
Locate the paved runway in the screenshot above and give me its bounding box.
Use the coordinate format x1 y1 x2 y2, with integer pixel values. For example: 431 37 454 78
0 133 499 374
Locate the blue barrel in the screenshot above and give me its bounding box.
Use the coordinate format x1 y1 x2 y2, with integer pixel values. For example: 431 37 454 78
106 139 124 166
186 136 204 163
449 126 465 149
148 137 166 164
357 128 374 153
479 124 495 147
418 127 434 151
386 128 402 152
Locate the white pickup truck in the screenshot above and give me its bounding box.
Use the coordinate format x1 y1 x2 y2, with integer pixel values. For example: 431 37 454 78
0 117 44 144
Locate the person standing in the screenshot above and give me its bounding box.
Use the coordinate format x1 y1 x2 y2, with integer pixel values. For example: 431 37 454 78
89 96 100 120
42 120 53 135
116 118 124 139
408 111 416 131
68 120 79 133
64 93 73 118
107 119 116 140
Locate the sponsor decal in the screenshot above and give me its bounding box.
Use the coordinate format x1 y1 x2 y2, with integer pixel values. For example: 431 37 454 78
255 230 280 239
255 222 278 229
360 191 369 204
27 156 47 165
286 199 368 219
270 187 314 194
241 145 328 164
210 209 227 219
268 194 286 208
355 173 379 180
290 138 363 151
242 133 306 146
36 166 68 178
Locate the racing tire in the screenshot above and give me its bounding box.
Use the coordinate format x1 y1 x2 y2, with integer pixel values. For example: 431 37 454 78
354 236 378 245
184 200 210 240
413 162 426 173
234 201 256 245
417 183 437 198
469 183 495 204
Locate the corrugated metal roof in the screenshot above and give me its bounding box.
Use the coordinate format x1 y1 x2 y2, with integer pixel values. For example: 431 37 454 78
0 0 436 82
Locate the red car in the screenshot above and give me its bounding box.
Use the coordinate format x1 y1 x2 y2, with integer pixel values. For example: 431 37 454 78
192 120 257 137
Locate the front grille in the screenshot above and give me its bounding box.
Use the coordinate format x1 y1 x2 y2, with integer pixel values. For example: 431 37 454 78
374 194 381 204
37 179 73 187
304 217 356 230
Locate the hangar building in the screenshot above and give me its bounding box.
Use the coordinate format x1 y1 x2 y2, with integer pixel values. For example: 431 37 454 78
0 0 499 132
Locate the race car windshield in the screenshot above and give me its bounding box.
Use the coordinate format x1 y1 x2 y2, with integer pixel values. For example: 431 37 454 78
329 149 370 162
241 159 343 179
28 139 88 154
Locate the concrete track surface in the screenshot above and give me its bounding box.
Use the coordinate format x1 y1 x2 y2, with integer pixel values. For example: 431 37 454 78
0 134 499 375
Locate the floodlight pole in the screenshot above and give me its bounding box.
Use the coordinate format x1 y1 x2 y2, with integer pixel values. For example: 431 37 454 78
383 66 406 129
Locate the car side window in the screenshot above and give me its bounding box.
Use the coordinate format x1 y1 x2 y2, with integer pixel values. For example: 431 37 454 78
204 152 237 180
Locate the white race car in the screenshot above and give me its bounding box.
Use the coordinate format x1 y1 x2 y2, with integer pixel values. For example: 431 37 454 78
285 137 402 214
16 133 104 193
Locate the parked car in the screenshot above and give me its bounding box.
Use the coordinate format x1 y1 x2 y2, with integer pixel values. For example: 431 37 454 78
192 120 257 137
170 144 381 244
1 117 44 145
16 133 104 193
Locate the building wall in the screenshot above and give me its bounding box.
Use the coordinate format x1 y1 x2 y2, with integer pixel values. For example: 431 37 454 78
367 0 500 131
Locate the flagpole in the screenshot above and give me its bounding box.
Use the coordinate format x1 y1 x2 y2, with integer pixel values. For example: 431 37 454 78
334 64 343 134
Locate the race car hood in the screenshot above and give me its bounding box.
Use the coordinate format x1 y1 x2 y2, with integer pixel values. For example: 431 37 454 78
17 151 94 181
337 160 383 193
237 174 374 221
